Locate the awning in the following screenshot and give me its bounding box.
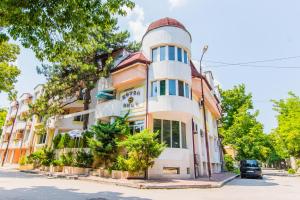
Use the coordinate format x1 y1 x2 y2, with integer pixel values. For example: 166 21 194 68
96 89 115 101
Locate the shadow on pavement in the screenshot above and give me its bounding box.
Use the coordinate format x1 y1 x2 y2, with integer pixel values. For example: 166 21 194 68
0 186 151 200
227 176 279 187
0 169 43 179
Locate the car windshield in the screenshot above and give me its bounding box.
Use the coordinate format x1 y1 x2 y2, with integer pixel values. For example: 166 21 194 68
245 160 259 167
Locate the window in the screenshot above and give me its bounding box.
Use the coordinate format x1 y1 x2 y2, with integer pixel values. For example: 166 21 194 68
154 119 187 148
163 167 180 175
184 50 188 64
154 119 162 141
184 83 189 98
178 80 184 97
177 47 182 62
129 120 145 134
181 122 187 148
38 134 47 144
151 81 158 97
163 120 171 147
160 80 166 95
172 121 180 148
187 168 190 174
24 130 30 142
73 115 84 122
152 48 158 62
169 80 176 95
160 46 166 61
168 46 175 60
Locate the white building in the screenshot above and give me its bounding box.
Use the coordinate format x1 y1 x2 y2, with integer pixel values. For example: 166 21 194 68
95 17 223 178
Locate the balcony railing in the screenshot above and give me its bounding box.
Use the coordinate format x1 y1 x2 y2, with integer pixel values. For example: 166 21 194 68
95 99 122 119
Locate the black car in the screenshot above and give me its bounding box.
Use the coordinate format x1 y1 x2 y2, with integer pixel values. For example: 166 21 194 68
240 160 262 179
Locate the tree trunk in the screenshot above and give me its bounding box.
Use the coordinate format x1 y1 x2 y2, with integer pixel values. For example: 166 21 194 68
144 168 148 180
83 88 91 130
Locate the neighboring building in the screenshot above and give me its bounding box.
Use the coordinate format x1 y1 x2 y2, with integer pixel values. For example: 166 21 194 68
0 17 222 178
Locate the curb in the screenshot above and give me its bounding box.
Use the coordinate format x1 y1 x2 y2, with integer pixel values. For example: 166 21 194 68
19 169 238 190
211 174 239 188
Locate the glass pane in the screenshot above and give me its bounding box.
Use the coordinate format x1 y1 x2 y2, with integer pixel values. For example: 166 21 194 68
172 121 180 148
160 80 166 95
151 81 158 97
168 46 175 61
184 50 188 64
163 120 171 147
160 46 166 61
177 47 182 62
152 48 158 62
168 80 176 95
181 122 187 148
178 80 184 97
153 119 162 142
185 83 189 98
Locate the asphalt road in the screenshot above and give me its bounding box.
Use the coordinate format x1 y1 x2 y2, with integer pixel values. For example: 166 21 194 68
0 169 299 200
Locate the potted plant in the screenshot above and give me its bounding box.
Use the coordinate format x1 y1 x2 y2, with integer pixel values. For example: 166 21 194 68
61 152 74 174
50 159 63 173
72 150 93 175
117 130 165 179
18 155 34 170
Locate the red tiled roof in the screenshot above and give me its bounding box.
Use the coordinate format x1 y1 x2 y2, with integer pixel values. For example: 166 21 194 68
190 61 213 91
112 52 150 72
143 17 191 39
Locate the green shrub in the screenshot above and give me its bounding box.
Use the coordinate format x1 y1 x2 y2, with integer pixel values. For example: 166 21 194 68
224 154 235 172
74 150 93 168
19 155 28 166
117 129 165 179
60 152 74 166
41 148 55 167
52 133 62 149
52 159 63 167
288 168 296 174
27 150 44 168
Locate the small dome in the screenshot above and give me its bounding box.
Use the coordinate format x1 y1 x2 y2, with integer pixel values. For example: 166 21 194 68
143 17 191 39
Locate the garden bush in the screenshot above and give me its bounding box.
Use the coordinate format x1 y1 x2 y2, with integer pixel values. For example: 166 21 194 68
224 154 235 172
74 150 93 168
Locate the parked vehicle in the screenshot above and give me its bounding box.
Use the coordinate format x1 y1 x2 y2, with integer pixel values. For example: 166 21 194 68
240 160 262 179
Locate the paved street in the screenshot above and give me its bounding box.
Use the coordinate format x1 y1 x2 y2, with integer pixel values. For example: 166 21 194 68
0 169 300 200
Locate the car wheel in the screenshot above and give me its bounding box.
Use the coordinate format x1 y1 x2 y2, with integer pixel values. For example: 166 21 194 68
240 174 244 179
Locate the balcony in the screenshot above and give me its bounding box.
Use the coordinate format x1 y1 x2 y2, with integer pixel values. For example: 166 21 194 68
56 113 85 130
95 99 122 119
19 104 29 115
63 97 84 109
15 122 26 131
15 132 24 140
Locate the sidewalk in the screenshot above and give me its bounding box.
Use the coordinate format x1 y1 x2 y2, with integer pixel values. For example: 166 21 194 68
79 172 238 189
20 168 238 189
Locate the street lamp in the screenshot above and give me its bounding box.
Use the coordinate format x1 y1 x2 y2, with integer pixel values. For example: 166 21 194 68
199 45 212 179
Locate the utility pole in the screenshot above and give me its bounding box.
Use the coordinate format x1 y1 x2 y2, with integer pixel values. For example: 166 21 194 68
1 101 19 166
199 45 212 179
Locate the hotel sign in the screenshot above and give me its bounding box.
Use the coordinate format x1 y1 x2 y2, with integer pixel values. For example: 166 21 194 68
121 87 144 109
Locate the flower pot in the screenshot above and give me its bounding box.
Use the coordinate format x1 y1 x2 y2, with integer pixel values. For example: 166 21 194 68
19 164 34 171
111 170 122 179
103 169 111 178
50 165 63 173
125 171 144 179
63 166 72 174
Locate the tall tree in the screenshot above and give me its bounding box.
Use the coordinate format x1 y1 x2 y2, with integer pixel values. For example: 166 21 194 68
1 0 136 128
0 108 8 136
0 35 20 96
219 84 271 161
272 92 300 158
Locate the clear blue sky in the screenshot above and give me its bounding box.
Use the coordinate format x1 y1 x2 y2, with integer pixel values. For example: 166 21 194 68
1 0 300 133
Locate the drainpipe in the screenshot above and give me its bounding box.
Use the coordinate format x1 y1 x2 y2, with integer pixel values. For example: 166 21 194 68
145 64 149 129
1 101 19 166
191 119 197 178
